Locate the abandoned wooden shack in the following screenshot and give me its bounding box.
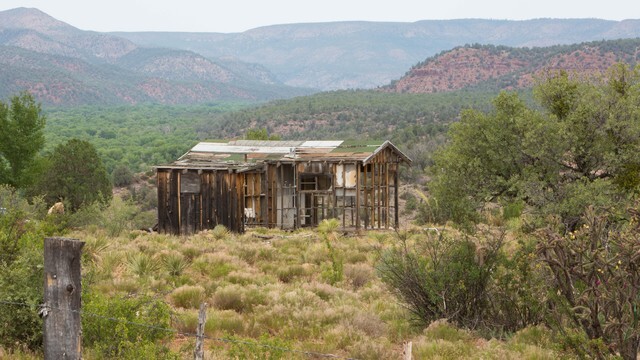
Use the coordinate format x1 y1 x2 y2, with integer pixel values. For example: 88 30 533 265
156 140 411 234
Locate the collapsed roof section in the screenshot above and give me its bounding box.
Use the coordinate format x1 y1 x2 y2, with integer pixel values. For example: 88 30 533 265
159 140 412 171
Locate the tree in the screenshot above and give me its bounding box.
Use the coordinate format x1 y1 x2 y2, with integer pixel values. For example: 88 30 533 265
245 128 280 140
0 92 46 188
34 139 112 211
112 164 134 187
428 64 640 228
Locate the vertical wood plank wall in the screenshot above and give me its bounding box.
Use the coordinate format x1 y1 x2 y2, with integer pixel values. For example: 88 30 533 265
157 169 245 234
157 148 404 234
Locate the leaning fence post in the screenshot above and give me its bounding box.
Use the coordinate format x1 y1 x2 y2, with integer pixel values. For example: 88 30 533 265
43 237 85 360
194 302 207 360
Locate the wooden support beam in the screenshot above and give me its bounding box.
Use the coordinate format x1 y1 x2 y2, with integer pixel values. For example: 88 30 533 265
385 163 390 229
394 167 399 228
363 163 368 229
355 162 361 231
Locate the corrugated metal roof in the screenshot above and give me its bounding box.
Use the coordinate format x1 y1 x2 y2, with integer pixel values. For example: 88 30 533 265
158 139 411 170
299 140 343 148
231 140 303 147
188 142 295 155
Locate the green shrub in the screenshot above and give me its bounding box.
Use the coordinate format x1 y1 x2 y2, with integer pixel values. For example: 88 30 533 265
112 165 134 187
377 230 504 329
101 197 139 237
0 186 46 351
192 255 234 279
82 292 176 358
502 200 524 220
0 240 43 351
173 310 198 334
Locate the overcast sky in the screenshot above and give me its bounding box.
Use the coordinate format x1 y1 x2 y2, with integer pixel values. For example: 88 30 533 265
1 0 638 33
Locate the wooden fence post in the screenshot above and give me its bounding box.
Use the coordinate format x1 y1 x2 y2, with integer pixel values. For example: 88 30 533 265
43 237 84 360
194 302 207 360
403 341 412 360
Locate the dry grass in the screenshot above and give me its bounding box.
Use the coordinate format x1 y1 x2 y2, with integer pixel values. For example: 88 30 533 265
70 226 565 359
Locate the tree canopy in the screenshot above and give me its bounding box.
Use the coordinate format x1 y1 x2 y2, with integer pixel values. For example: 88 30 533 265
33 139 112 211
428 64 640 227
0 92 46 188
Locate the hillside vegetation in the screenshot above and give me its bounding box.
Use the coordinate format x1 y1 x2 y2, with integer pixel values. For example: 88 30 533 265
41 90 497 180
196 90 499 176
384 39 640 94
117 19 640 90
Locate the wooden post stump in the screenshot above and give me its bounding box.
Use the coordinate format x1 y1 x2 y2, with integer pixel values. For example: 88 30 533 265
43 237 84 360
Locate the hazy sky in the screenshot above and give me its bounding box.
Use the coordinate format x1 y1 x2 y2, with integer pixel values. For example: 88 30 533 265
1 0 638 33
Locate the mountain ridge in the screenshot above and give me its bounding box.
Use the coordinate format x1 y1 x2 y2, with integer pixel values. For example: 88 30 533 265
0 7 310 105
115 18 640 90
382 40 640 94
3 7 640 105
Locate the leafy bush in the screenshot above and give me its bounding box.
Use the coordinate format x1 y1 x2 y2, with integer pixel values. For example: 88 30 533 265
82 292 176 358
112 165 134 187
0 239 43 351
0 186 46 351
377 230 504 329
32 139 112 212
101 197 139 237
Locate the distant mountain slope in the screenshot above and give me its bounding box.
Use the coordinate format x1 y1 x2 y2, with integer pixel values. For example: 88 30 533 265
0 7 137 62
0 8 310 105
382 39 640 94
115 19 640 90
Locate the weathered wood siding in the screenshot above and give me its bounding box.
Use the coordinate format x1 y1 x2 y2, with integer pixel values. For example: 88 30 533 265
157 146 406 234
157 169 245 234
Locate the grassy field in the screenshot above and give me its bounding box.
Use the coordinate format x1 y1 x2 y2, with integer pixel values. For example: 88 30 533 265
59 217 564 359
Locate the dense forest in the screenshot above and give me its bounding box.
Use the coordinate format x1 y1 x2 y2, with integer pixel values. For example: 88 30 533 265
44 102 251 174
43 89 501 180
